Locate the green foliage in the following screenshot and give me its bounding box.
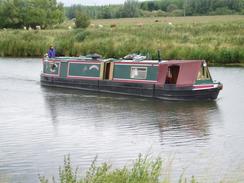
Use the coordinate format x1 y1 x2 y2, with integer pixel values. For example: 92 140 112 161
58 156 79 183
64 0 244 19
167 4 178 12
54 32 76 56
183 0 243 16
118 0 141 18
39 154 203 183
209 7 234 15
39 154 166 183
75 11 90 29
170 9 184 16
0 0 65 29
74 29 89 42
0 30 50 57
65 5 119 20
0 16 244 65
65 0 142 19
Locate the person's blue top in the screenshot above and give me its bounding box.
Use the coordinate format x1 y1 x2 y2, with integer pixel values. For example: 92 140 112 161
48 48 56 58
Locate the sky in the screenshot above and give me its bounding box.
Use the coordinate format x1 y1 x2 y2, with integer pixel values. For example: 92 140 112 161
58 0 127 6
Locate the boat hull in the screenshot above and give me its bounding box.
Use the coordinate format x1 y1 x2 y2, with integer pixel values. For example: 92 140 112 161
41 75 222 101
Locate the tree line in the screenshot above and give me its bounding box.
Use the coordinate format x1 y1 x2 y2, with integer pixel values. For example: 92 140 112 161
65 0 244 19
0 0 243 29
140 0 244 16
64 1 141 20
0 0 64 29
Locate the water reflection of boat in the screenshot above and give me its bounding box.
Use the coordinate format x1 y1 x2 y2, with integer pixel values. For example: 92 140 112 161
42 87 220 140
154 101 219 140
41 56 223 101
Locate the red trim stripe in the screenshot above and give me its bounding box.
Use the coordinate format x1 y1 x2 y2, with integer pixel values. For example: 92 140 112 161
113 78 157 84
68 61 101 64
193 84 214 89
47 59 101 64
66 76 100 80
114 62 158 66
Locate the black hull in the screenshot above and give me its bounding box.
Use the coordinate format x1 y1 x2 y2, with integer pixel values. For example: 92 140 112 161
41 75 221 101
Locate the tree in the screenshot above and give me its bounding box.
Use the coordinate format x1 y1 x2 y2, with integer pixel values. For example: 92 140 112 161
0 0 24 28
97 6 112 19
167 4 178 12
118 0 141 18
75 11 90 29
0 0 65 29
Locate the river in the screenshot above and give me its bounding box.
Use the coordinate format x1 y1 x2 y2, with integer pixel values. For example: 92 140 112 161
0 58 244 183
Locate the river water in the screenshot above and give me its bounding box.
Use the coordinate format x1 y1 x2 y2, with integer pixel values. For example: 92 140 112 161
0 58 244 183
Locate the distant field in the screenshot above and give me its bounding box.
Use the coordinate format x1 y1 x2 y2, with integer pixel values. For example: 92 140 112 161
0 15 244 65
91 15 244 25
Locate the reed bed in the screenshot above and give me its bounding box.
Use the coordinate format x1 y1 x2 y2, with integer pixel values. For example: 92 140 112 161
39 155 198 183
0 15 243 65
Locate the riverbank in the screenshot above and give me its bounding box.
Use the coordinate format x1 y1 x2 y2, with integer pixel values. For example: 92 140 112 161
39 155 242 183
39 155 197 183
0 15 243 65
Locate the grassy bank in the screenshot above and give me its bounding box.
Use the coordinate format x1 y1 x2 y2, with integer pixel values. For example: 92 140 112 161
0 15 243 65
39 155 198 183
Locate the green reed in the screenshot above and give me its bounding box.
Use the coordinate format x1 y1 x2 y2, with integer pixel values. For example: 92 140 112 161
39 155 198 183
0 16 243 65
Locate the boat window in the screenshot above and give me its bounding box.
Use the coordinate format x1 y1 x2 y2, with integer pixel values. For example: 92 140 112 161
44 62 60 75
165 65 180 84
130 67 147 79
197 65 212 80
49 63 58 73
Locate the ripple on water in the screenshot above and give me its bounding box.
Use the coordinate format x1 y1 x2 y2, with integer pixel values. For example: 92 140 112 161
1 60 244 182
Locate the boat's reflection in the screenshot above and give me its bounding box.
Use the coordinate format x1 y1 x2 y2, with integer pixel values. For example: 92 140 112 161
42 87 221 143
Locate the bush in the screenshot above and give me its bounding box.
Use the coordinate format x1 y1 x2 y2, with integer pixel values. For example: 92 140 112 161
209 7 233 15
73 29 89 42
39 155 162 183
241 9 244 15
39 155 201 183
154 10 167 17
167 4 178 12
142 10 167 17
54 32 76 56
75 11 90 29
170 9 184 16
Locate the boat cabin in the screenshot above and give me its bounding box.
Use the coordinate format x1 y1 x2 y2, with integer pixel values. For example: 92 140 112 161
42 57 212 87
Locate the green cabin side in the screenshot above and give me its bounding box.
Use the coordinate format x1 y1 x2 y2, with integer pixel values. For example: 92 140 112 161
60 62 68 78
67 62 101 78
43 59 103 79
112 63 158 82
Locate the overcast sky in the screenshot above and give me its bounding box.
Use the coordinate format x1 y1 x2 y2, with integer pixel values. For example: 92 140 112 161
58 0 127 6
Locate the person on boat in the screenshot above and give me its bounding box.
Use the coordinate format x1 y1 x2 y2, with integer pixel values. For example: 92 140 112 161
48 46 56 58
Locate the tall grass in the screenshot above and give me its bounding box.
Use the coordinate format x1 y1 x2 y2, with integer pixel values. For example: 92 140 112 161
39 155 198 183
0 15 243 65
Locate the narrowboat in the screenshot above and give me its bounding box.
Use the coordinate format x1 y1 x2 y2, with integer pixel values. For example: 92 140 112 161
40 55 223 101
